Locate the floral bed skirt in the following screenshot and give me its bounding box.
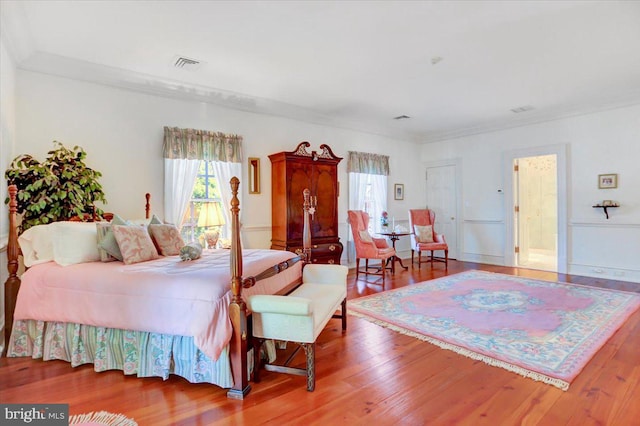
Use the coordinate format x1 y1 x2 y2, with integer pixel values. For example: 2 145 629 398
8 319 235 388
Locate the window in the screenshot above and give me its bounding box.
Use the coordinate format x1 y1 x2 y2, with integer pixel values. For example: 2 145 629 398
180 161 224 244
349 173 388 234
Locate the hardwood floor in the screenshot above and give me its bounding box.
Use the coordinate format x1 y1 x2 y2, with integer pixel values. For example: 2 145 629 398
1 260 639 425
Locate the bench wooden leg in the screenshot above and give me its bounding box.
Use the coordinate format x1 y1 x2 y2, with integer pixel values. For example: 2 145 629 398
303 342 315 392
253 337 264 383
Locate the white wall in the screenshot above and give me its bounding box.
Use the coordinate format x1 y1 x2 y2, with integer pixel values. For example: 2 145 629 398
421 104 640 283
15 70 422 256
0 36 17 352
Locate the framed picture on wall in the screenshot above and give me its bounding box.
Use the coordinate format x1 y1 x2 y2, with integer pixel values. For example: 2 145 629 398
394 183 404 200
598 173 618 189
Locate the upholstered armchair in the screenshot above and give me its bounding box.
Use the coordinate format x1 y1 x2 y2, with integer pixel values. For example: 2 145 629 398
408 209 448 268
347 210 396 283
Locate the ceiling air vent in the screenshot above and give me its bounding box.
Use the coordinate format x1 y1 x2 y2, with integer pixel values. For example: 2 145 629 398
393 115 411 120
173 55 203 71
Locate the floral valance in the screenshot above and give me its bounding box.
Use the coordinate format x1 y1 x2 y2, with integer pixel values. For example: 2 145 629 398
347 151 390 176
163 126 243 163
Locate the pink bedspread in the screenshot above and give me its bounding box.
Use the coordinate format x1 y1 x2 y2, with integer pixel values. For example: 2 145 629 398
13 249 301 361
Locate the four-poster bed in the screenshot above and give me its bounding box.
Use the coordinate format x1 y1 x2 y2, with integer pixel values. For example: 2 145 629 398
3 176 313 399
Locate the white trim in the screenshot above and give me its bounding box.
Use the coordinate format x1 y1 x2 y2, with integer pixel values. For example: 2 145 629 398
10 51 640 144
463 219 504 224
461 253 504 265
503 144 568 274
570 221 640 229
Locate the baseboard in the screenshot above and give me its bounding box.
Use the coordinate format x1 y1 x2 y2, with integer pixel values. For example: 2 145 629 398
460 253 505 266
568 264 640 285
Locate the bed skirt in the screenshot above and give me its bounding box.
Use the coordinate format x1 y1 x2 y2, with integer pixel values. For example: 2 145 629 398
7 319 236 389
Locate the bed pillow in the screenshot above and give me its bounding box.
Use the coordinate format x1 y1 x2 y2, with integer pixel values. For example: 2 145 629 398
180 241 203 261
112 224 160 265
96 223 117 262
51 222 101 266
97 214 129 261
414 225 434 243
148 224 185 256
18 223 55 267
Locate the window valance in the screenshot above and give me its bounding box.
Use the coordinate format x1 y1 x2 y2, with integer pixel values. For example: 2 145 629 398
163 126 243 163
347 151 390 176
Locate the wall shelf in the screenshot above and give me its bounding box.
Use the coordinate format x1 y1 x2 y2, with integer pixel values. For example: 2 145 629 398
592 205 619 219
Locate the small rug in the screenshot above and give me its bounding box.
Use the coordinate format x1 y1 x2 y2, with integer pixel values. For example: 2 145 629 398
347 270 640 390
70 411 138 426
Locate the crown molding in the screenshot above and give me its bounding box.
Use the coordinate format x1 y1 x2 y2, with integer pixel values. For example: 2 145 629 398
10 51 640 145
420 93 640 143
17 52 418 142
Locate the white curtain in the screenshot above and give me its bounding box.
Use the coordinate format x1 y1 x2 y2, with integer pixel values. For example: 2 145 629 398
210 160 242 241
163 158 200 226
369 174 388 233
348 173 368 212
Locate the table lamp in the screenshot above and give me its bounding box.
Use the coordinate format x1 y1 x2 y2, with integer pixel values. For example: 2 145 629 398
197 201 225 249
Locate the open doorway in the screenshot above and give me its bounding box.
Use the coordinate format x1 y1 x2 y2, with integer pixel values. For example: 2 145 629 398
514 155 557 272
504 144 567 274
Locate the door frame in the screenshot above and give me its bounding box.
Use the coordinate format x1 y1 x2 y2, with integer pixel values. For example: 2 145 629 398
503 144 568 273
425 158 462 260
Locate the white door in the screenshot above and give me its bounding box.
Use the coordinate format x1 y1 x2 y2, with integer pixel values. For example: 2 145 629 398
426 165 458 259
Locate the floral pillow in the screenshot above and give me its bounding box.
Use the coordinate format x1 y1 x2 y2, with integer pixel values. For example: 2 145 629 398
148 224 185 256
112 224 160 265
414 225 434 243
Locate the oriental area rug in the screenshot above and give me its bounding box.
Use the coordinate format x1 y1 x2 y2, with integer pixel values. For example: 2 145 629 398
347 270 640 390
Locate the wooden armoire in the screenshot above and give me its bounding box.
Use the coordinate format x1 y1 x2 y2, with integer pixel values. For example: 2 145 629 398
269 142 343 264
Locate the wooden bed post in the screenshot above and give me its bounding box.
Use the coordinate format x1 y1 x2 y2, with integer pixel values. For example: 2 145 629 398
227 176 250 399
303 189 311 264
4 185 21 356
145 193 151 219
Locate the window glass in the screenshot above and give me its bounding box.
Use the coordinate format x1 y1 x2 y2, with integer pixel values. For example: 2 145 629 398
181 161 223 243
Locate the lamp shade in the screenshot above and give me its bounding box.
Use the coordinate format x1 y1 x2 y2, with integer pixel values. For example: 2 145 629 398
197 201 225 227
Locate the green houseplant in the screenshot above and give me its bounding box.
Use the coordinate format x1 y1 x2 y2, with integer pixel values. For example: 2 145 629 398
4 141 108 232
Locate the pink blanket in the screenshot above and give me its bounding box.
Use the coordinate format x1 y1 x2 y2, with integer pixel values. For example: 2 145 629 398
14 249 301 361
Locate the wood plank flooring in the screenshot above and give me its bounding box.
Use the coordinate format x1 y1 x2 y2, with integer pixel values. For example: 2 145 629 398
1 260 639 425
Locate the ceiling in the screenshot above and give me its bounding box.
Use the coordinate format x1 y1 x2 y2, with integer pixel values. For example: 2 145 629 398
2 0 640 143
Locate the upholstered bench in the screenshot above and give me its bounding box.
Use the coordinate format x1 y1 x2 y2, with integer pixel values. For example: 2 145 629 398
248 264 348 391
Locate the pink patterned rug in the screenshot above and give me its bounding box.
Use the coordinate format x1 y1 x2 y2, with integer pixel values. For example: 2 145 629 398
348 270 640 390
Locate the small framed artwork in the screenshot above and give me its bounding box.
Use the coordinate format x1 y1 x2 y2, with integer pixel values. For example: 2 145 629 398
394 183 404 200
598 173 618 189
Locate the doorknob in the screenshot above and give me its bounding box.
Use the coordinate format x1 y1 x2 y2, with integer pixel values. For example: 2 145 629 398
451 217 455 220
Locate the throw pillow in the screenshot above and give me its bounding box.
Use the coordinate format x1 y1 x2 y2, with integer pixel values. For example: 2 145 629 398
97 214 129 261
51 222 101 266
358 230 374 243
112 224 160 265
180 241 203 261
148 224 185 256
96 223 117 262
414 225 434 243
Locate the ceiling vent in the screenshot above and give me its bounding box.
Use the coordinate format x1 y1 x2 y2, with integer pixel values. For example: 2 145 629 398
510 105 535 113
173 55 203 71
393 115 411 120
